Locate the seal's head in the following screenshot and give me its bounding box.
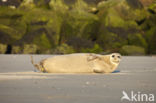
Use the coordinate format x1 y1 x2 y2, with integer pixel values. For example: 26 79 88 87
110 53 121 65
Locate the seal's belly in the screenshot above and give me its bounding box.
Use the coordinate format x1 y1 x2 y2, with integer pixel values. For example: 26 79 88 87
43 54 93 73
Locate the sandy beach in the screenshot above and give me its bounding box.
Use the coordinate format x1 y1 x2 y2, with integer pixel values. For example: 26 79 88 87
0 55 156 103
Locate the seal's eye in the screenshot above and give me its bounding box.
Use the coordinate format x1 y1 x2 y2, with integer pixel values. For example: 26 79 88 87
117 56 120 58
112 55 115 58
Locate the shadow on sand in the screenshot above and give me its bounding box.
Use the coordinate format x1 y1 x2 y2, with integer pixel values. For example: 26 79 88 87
112 70 120 73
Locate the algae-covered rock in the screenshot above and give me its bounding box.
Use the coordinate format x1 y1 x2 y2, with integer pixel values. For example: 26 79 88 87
33 33 52 50
126 0 143 9
34 0 50 9
73 0 89 11
16 29 54 54
97 0 149 28
98 0 139 28
11 45 22 54
120 45 145 55
140 3 156 54
0 24 23 41
19 0 35 9
143 27 156 54
14 7 63 53
0 0 22 8
66 37 94 52
23 44 38 54
0 0 156 54
53 43 75 54
22 8 62 46
0 43 7 54
59 0 99 43
97 26 130 52
0 7 27 42
81 43 103 53
0 30 14 44
128 33 148 48
148 2 156 13
96 0 147 53
49 0 69 12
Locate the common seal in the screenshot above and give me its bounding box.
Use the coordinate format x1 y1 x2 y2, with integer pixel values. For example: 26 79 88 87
31 53 121 73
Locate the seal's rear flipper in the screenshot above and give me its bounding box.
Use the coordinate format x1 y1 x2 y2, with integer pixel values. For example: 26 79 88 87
30 56 47 73
30 56 41 72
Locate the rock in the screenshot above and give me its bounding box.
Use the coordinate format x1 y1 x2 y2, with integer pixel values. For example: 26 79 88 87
23 44 38 54
49 0 69 12
148 2 156 14
33 33 52 53
126 0 143 9
97 0 140 28
96 0 150 52
59 0 99 44
144 27 156 54
120 45 145 55
0 0 156 54
19 0 35 9
14 7 63 53
140 4 156 54
34 0 50 9
0 43 7 54
128 33 148 49
139 0 154 7
66 37 94 51
0 0 22 8
0 7 27 41
11 45 22 54
0 24 20 40
81 43 103 53
53 43 75 54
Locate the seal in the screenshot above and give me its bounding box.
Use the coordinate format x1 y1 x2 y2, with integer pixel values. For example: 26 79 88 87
31 53 121 73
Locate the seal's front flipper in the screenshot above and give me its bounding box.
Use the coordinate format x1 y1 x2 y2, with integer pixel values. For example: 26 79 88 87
93 68 104 73
87 54 102 61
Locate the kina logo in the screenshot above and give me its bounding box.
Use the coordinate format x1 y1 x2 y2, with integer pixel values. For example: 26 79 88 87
121 90 154 102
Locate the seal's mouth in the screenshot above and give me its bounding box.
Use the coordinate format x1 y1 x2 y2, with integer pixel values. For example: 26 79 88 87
113 60 120 64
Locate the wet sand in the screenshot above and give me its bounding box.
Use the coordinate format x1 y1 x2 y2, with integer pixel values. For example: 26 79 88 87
0 55 156 103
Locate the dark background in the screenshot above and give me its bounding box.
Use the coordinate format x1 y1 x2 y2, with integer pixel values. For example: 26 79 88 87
0 0 156 55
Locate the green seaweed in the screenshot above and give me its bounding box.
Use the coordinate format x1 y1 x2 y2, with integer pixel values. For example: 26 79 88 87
120 45 145 55
0 0 155 54
33 33 52 49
